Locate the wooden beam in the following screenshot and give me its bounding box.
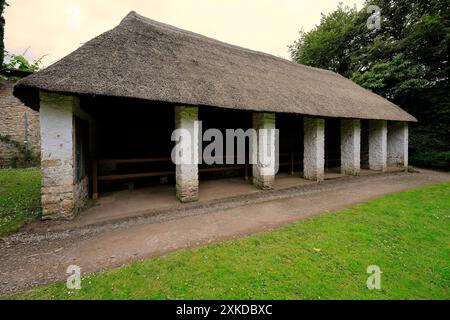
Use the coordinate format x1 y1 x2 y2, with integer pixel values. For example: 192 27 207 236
244 157 249 181
98 171 175 181
98 157 172 165
199 166 243 173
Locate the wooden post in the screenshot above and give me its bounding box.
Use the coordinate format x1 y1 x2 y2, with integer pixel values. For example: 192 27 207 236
244 156 249 181
92 159 98 200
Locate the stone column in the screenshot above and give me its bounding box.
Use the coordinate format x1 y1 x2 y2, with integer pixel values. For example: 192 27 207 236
303 117 325 181
40 92 78 220
252 113 276 190
369 120 387 171
387 121 408 170
341 119 361 175
174 106 199 202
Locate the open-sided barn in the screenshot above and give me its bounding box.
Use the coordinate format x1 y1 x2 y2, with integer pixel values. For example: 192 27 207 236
13 12 415 220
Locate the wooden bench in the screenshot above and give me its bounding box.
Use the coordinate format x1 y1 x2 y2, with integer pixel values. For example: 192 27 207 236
92 153 300 199
93 158 172 199
92 157 251 199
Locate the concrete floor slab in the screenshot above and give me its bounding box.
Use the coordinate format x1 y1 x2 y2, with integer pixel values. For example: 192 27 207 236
77 173 314 225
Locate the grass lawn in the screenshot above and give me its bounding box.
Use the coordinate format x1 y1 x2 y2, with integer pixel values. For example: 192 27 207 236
0 168 41 236
7 182 450 300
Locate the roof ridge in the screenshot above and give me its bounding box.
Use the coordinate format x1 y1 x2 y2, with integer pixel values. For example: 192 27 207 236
122 11 337 77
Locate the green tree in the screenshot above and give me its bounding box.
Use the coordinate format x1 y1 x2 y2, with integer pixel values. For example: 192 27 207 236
0 1 42 74
289 0 450 169
0 0 7 65
3 51 43 72
289 4 361 77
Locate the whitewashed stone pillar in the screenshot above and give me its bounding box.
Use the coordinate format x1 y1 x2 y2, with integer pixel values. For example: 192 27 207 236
303 117 325 181
369 120 387 171
252 113 276 190
174 106 199 202
387 121 408 170
341 119 361 175
40 92 78 220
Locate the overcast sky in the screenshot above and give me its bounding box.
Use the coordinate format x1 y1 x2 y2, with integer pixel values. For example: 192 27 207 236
5 0 363 67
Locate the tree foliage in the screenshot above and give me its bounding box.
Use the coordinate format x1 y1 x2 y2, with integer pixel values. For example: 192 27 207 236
3 51 43 72
0 0 7 65
289 4 361 77
289 0 450 169
0 2 41 74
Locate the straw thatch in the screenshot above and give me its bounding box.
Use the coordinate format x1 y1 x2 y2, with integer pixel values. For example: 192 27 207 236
14 11 416 121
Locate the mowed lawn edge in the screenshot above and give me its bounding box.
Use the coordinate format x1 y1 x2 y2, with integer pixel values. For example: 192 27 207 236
5 182 450 300
0 168 41 236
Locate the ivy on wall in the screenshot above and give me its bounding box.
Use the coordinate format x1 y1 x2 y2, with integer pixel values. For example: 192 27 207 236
0 134 39 168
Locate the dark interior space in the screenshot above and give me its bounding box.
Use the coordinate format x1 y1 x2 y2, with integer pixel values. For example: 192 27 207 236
361 119 370 169
325 118 341 171
199 107 253 181
78 96 315 195
82 96 176 193
277 114 303 175
90 101 174 160
74 116 89 183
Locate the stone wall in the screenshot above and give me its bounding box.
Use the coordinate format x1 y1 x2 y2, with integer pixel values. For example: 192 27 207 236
0 79 40 167
74 176 89 214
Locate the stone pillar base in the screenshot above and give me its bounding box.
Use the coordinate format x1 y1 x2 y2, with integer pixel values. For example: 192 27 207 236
253 175 275 191
176 176 199 203
41 183 75 220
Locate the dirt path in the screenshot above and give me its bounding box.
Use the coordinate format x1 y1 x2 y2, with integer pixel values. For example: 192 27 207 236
1 169 449 296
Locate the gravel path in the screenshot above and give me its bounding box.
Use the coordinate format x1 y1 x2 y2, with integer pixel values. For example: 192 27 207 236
1 169 449 296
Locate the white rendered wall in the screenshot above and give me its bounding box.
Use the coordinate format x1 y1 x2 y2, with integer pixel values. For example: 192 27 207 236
341 119 361 175
369 120 387 171
387 121 408 169
252 112 276 190
39 92 92 220
174 106 199 202
303 117 325 181
40 92 78 220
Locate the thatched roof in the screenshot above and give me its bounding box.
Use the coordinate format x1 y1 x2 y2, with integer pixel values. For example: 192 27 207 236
14 11 416 122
